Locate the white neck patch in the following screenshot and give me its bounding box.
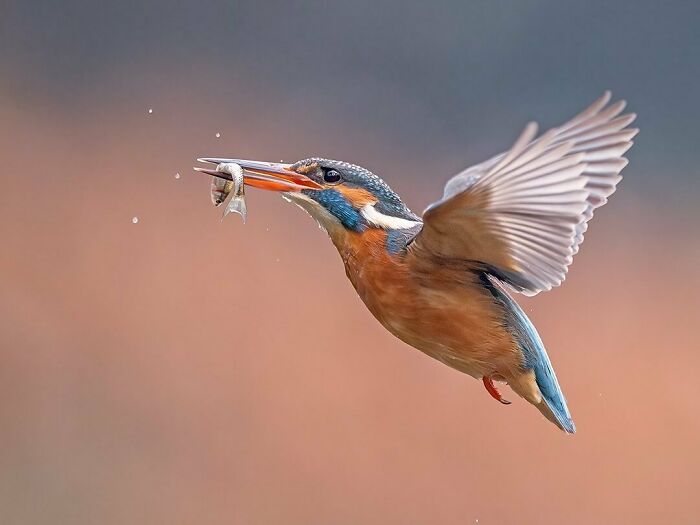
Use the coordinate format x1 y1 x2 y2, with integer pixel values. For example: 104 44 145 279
360 203 421 230
283 193 421 234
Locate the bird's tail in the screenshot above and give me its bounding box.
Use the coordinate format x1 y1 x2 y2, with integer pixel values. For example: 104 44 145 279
517 351 576 434
505 321 576 433
482 275 576 433
508 361 575 433
538 397 576 433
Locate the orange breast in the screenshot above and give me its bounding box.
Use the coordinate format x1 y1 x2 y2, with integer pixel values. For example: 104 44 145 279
337 229 523 380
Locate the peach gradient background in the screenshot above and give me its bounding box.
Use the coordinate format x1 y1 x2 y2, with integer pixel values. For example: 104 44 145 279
1 2 699 523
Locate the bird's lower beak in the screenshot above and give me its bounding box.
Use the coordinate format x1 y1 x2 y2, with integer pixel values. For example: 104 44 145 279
195 158 322 191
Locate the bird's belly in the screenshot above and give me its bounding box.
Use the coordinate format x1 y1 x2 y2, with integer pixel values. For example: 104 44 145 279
352 263 521 379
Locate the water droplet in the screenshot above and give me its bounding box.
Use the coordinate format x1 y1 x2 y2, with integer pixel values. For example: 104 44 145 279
265 227 270 232
131 216 139 224
147 108 153 114
275 257 280 263
174 172 181 179
215 132 221 138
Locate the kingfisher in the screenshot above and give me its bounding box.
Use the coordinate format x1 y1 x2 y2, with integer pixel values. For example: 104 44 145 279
195 92 637 433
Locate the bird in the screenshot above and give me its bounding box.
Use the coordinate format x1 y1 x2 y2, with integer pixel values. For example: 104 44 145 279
195 91 637 433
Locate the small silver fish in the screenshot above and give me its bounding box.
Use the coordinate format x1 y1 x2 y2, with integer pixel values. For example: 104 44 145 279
210 177 234 206
215 162 247 223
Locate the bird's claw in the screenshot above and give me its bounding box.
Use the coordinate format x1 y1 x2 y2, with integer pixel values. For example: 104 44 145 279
483 377 511 405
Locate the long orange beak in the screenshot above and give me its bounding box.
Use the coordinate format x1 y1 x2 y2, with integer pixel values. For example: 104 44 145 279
194 158 322 191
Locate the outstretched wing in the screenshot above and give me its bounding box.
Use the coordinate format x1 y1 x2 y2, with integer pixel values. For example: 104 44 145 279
412 91 637 296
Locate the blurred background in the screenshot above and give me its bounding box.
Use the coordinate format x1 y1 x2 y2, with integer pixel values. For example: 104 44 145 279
1 1 699 523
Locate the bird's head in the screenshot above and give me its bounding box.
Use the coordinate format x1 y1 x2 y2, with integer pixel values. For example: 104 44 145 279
196 157 422 240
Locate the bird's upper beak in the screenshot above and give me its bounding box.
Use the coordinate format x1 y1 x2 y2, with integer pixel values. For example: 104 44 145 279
195 158 322 192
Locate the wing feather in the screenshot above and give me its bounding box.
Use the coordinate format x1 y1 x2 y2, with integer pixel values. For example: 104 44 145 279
413 92 637 295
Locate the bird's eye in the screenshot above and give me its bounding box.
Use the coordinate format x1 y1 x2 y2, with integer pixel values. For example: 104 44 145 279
323 169 342 184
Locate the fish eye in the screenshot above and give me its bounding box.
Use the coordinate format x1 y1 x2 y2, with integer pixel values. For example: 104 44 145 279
323 169 342 184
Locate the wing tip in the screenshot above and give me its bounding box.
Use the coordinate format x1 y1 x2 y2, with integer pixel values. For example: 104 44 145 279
594 90 613 110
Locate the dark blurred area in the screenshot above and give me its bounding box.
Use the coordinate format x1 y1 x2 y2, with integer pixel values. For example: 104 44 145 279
1 1 699 523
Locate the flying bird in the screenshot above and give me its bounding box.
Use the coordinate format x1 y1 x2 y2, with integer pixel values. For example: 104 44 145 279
195 92 637 432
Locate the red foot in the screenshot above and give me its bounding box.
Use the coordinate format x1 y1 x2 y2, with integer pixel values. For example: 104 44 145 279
483 377 511 405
